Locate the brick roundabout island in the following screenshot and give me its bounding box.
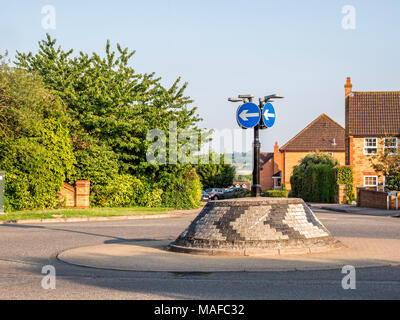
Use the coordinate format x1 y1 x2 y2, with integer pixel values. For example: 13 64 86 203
169 197 340 256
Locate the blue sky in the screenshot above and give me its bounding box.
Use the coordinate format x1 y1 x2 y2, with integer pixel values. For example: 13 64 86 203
1 0 400 152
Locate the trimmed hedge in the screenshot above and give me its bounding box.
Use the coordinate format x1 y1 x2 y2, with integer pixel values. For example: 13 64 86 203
332 166 355 204
262 190 289 198
261 184 288 198
290 153 351 203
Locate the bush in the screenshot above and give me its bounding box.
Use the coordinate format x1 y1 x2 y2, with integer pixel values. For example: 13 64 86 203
92 175 163 208
332 166 355 204
0 120 76 211
261 190 289 198
311 164 334 203
196 154 236 189
158 167 202 209
290 153 339 203
0 66 75 212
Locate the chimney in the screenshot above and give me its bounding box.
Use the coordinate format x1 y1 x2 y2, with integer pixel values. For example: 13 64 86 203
273 142 280 173
345 77 352 98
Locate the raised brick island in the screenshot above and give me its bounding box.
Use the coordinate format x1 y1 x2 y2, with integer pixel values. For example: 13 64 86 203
169 198 340 256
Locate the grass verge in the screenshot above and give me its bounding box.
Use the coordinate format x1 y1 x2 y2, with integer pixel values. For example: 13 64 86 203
0 207 173 221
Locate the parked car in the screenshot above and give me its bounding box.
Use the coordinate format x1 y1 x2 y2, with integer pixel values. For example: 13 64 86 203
205 188 225 200
201 190 210 201
222 187 250 199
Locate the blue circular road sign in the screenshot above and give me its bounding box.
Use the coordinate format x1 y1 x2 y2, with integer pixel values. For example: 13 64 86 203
236 103 261 129
262 103 276 128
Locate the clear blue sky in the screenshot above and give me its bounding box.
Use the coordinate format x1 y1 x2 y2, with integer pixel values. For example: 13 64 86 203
1 0 400 152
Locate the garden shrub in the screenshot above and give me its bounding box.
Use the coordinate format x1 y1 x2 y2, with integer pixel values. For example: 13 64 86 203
290 153 339 203
0 120 76 211
261 190 289 198
332 166 355 204
92 175 163 208
158 167 202 209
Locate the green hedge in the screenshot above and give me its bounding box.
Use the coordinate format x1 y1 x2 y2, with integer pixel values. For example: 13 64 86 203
332 166 355 204
290 153 355 203
262 190 289 198
158 167 202 209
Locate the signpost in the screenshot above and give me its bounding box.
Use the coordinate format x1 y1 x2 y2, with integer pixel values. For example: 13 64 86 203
262 103 276 128
236 103 261 129
229 94 283 197
0 171 4 213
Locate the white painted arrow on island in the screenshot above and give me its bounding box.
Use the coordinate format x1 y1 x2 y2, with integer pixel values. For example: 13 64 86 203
239 109 259 121
264 109 275 121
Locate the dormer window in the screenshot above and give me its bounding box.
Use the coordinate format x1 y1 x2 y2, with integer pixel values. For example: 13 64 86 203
364 138 378 155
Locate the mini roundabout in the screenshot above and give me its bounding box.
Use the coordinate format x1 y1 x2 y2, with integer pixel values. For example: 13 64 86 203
58 198 400 272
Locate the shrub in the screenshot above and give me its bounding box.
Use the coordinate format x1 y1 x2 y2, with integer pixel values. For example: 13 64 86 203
290 153 339 203
196 154 236 189
332 166 355 204
261 190 289 198
0 120 76 211
0 66 75 212
158 167 202 209
92 174 163 208
312 164 334 203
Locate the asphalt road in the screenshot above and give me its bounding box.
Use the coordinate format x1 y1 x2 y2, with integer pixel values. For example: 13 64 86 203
0 209 399 300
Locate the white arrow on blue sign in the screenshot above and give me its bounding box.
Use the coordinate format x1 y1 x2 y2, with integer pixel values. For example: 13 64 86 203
262 103 276 128
236 103 261 129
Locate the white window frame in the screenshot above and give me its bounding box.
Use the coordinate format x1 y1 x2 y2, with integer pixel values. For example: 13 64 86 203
383 137 398 155
364 175 378 187
363 137 378 155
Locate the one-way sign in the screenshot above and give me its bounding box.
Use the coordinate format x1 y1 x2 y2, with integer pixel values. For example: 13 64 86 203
236 103 261 129
262 103 276 128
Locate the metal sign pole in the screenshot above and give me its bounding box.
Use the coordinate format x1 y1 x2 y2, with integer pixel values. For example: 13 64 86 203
0 171 4 213
251 98 262 197
229 93 283 198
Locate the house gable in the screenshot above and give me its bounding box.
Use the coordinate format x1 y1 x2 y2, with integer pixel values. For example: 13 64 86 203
280 114 345 152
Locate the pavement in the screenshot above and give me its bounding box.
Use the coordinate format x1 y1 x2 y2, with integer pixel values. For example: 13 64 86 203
308 203 400 216
0 207 399 299
58 236 400 272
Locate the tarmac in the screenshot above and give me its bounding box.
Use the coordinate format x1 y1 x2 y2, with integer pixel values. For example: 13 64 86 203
58 235 400 273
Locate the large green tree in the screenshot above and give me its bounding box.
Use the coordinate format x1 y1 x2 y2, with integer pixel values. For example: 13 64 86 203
14 35 205 208
15 35 202 177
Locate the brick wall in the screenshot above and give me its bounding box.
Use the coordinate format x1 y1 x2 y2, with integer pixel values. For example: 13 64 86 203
59 183 75 207
357 188 400 210
75 180 90 209
335 184 347 204
58 180 90 209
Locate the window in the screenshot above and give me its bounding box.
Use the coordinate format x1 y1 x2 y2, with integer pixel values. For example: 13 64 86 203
384 138 398 155
327 152 333 157
364 138 378 155
364 176 378 187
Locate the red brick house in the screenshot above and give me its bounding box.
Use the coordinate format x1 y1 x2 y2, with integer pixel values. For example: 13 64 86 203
345 77 400 189
260 114 346 191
